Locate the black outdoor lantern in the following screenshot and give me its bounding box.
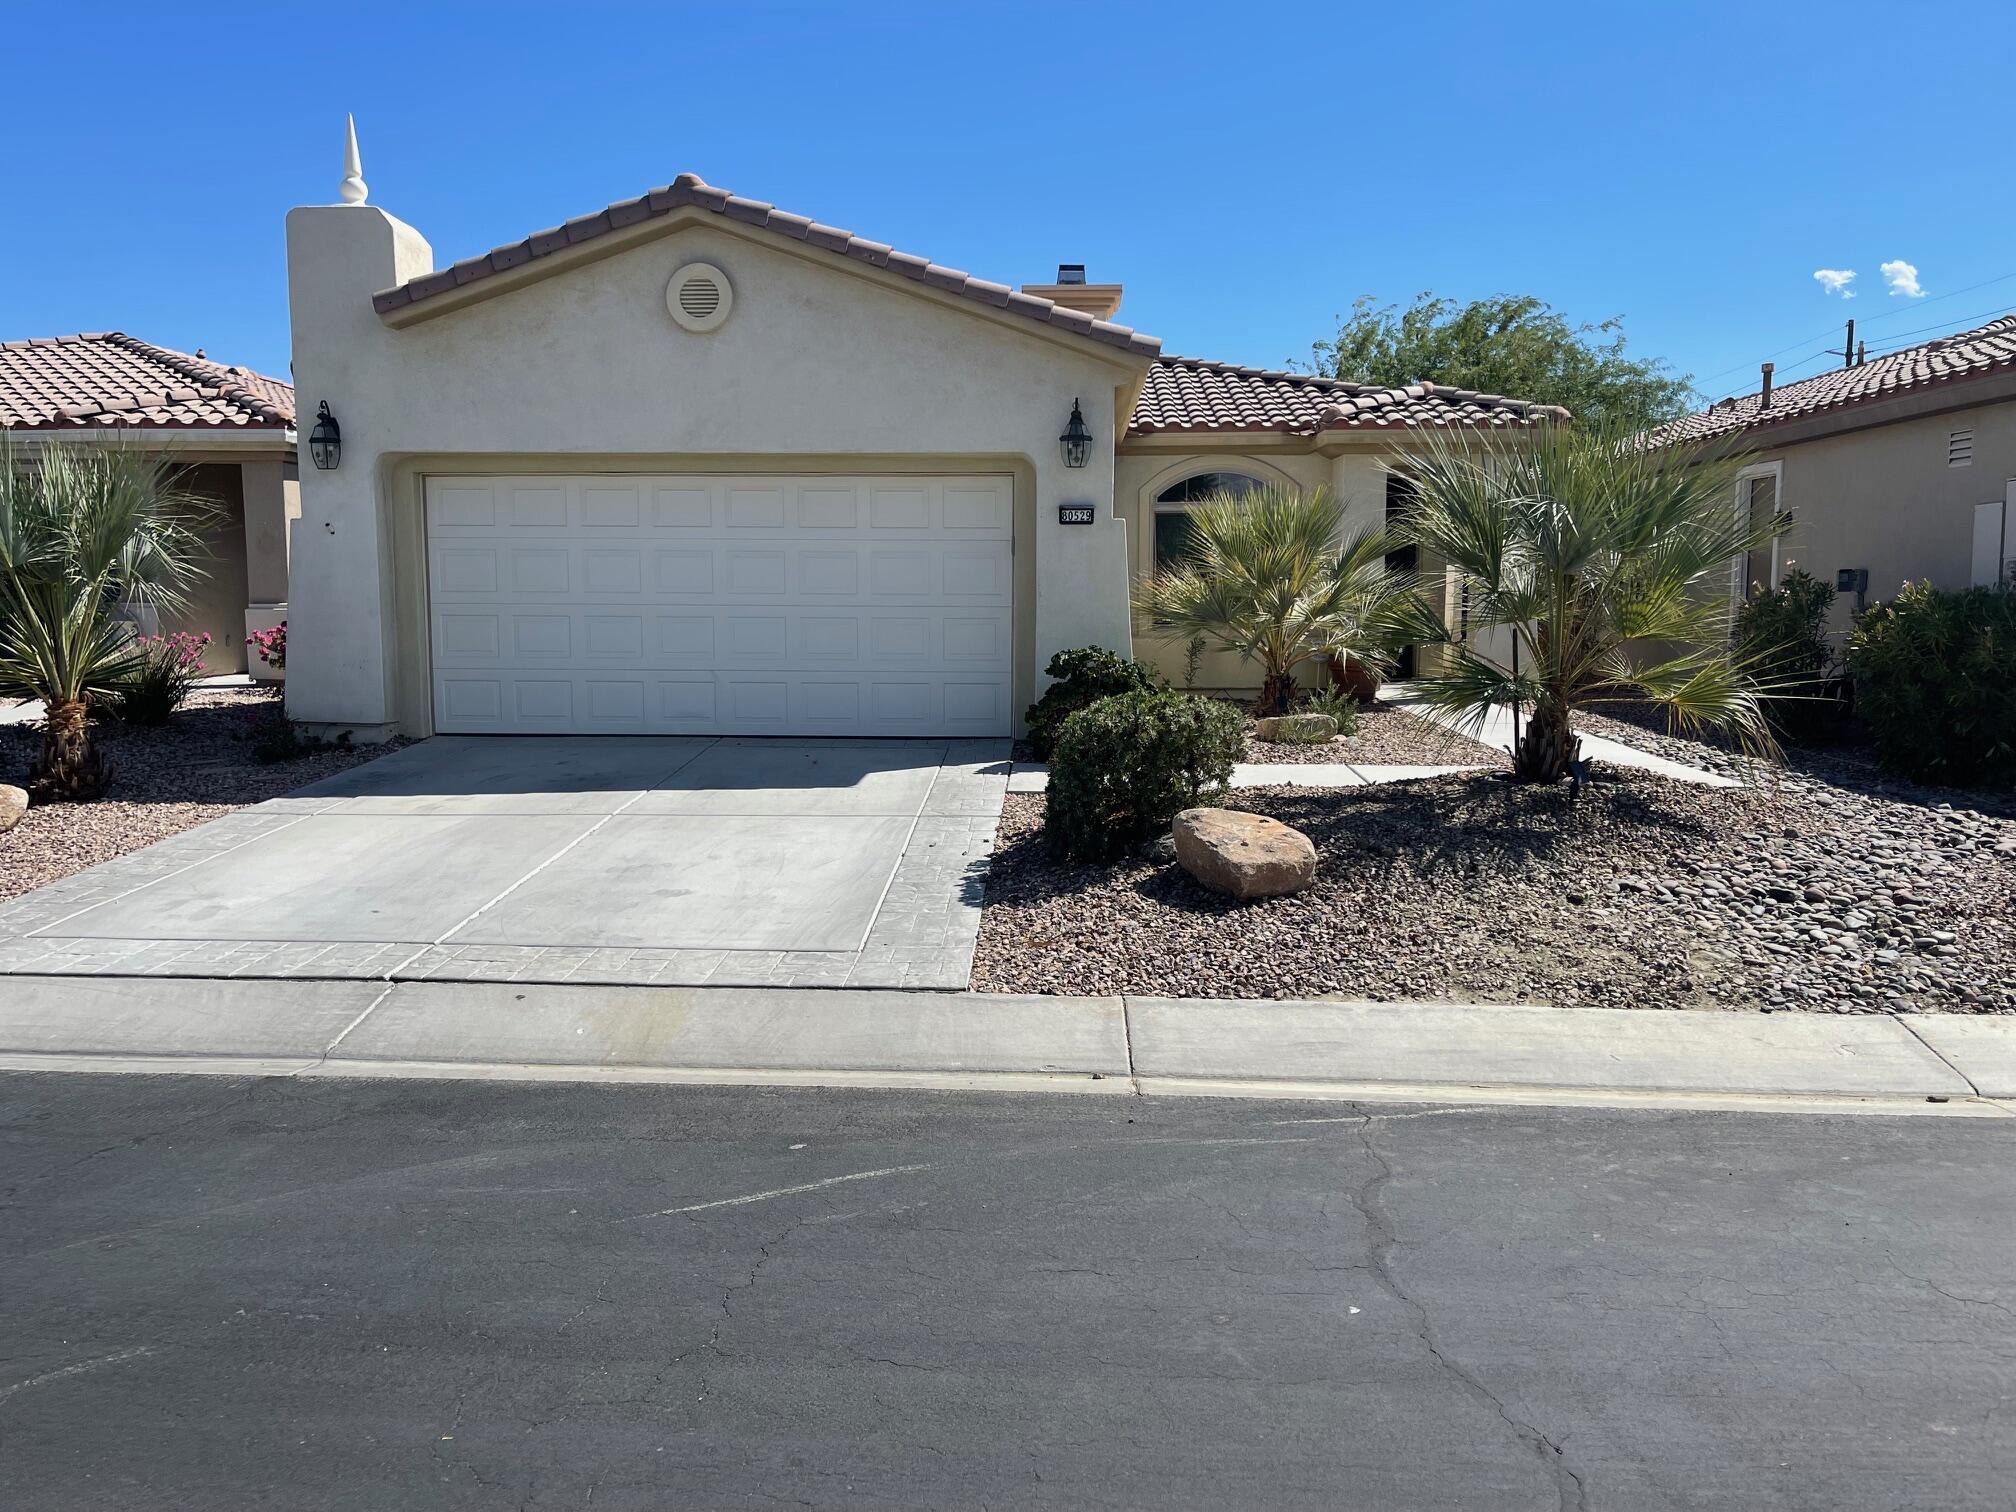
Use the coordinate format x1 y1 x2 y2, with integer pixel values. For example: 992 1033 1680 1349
1059 397 1092 469
308 401 342 471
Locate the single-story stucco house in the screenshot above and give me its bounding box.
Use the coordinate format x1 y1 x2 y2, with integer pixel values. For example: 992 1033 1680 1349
285 142 1560 740
1648 315 2016 640
0 332 298 676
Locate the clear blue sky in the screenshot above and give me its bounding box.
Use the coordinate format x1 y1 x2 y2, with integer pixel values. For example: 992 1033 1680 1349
6 0 2013 411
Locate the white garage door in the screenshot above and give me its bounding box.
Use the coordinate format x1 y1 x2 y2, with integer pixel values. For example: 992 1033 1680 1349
425 473 1013 736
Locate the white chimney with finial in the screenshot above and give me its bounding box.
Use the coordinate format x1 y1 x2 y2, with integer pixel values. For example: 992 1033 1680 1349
338 114 368 206
286 114 432 734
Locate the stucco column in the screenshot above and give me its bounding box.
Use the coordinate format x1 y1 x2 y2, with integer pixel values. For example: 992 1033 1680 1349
1033 388 1131 682
1326 449 1386 539
283 203 432 734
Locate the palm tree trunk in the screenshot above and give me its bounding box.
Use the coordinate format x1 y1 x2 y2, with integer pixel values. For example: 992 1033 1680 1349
34 698 109 801
1511 694 1576 784
1257 671 1296 718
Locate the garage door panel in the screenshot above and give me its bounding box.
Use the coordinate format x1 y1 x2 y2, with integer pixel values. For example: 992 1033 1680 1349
428 475 1012 736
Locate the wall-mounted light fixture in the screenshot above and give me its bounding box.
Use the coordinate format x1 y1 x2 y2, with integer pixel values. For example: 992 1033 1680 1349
1059 398 1092 469
308 401 342 471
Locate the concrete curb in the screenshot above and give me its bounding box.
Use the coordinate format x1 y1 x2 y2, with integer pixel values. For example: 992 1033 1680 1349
0 975 2010 1114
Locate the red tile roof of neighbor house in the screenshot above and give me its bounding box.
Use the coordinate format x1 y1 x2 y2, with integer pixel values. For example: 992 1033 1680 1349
1129 356 1570 435
1648 313 2016 446
0 333 294 431
372 172 1165 359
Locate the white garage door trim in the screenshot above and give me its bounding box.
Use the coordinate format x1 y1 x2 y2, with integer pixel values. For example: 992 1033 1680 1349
425 473 1014 737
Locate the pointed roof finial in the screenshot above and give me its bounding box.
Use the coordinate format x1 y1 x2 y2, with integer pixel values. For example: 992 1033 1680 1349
338 114 368 206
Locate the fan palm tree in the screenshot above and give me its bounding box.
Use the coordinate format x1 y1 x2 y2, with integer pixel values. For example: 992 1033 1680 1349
0 439 210 800
1396 420 1789 783
1133 483 1421 715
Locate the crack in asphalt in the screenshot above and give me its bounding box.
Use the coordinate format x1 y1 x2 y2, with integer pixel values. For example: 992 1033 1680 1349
1346 1114 1591 1512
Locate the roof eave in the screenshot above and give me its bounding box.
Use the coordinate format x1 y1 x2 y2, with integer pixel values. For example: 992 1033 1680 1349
374 196 1160 372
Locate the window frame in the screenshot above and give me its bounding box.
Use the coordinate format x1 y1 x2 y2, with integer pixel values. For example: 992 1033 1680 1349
1731 459 1787 604
1149 471 1267 574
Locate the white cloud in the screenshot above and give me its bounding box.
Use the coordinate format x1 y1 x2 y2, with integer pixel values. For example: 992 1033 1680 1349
1881 259 1925 298
1813 268 1858 298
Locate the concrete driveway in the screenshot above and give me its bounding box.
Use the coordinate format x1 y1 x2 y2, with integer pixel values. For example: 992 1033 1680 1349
0 737 1009 989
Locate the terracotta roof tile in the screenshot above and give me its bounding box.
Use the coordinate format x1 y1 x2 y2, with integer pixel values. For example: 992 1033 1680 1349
1648 314 2016 446
1128 356 1567 437
372 172 1163 359
0 333 294 432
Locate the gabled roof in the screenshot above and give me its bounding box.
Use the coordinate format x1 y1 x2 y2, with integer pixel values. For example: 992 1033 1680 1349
0 333 295 431
1648 313 2016 446
1128 356 1569 437
372 173 1163 359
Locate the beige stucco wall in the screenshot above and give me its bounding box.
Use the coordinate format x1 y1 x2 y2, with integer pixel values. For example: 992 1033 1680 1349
285 202 1148 738
1114 441 1397 693
159 462 249 674
1747 397 2016 641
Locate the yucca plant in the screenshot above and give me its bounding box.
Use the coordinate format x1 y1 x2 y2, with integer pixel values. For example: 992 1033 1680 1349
1397 420 1789 783
1133 484 1421 715
0 439 210 800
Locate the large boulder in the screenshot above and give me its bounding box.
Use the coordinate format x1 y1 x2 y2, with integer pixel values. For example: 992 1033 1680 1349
1173 807 1317 901
1253 713 1337 745
0 784 25 833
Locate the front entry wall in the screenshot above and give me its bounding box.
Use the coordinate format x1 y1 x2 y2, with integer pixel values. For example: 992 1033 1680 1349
425 473 1014 736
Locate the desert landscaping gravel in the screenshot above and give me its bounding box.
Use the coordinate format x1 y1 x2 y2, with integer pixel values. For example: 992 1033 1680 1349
0 686 396 903
973 747 2016 1013
1244 703 1506 767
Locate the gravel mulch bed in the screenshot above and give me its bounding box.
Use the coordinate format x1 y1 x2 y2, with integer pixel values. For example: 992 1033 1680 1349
973 757 2016 1013
0 687 400 904
1245 704 1506 768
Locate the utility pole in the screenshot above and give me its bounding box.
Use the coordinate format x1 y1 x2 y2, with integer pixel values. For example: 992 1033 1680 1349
1827 319 1856 369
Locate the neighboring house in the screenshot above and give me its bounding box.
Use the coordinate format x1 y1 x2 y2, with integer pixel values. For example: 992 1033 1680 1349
1647 315 2016 640
285 152 1558 740
0 332 298 676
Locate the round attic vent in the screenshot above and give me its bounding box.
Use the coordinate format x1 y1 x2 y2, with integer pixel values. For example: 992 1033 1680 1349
667 262 733 333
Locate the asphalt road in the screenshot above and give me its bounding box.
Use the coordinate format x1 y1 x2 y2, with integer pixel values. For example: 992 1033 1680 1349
2 1074 2012 1511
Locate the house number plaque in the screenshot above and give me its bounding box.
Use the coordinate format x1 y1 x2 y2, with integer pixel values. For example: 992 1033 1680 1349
1058 504 1095 525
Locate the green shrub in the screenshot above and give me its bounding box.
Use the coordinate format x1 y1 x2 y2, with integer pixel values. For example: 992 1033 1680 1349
1849 583 2016 787
111 631 211 725
1733 569 1844 743
1297 683 1361 736
1045 691 1245 861
1024 646 1166 760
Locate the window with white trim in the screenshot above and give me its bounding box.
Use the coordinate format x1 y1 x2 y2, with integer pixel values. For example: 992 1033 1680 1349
1733 462 1787 601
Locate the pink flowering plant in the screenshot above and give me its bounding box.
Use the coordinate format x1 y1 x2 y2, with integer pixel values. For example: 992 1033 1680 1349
113 630 211 725
247 619 286 670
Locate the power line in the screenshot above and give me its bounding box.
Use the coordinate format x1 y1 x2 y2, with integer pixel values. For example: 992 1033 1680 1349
1709 299 2016 402
1694 268 2016 386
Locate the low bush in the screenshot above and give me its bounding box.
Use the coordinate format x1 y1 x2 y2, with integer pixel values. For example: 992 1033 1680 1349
1024 646 1166 759
111 631 211 725
1734 569 1845 742
1045 691 1245 861
1849 583 2016 787
1297 683 1361 736
250 709 347 764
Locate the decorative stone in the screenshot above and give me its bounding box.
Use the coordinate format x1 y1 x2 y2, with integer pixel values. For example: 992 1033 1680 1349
1173 807 1317 901
0 784 24 832
1253 713 1337 745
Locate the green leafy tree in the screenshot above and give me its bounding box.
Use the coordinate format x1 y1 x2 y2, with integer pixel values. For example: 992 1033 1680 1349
0 440 209 799
1306 293 1696 431
1133 484 1420 716
1398 420 1788 784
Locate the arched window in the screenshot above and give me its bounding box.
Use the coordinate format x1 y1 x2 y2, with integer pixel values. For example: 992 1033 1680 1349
1152 471 1264 570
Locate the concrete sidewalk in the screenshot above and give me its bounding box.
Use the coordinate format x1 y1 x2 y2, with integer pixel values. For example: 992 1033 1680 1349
2 976 2009 1114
